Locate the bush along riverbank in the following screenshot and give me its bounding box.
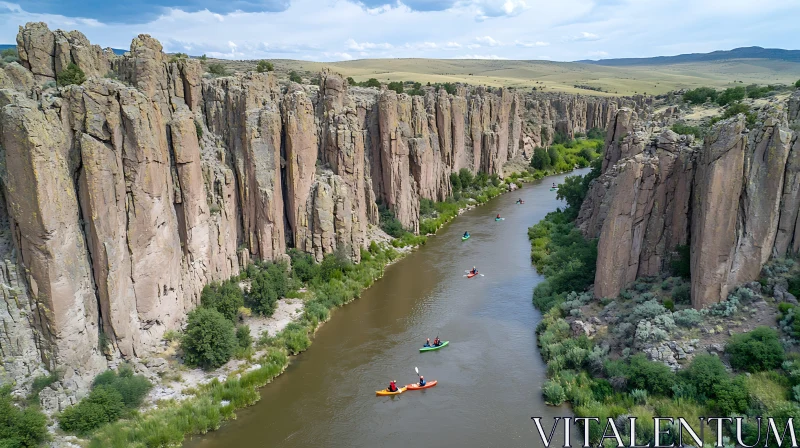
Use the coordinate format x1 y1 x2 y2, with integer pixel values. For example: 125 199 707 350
530 169 800 446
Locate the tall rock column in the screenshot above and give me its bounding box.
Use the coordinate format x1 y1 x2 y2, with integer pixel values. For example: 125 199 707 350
690 117 747 308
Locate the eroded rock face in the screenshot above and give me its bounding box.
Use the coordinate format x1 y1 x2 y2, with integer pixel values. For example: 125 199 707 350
1 22 651 384
583 101 800 308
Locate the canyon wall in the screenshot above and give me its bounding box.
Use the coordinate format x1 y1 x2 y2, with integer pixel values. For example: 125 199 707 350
579 93 800 307
0 22 644 385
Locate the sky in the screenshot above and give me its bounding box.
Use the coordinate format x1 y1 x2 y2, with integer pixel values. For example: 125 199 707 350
2 0 799 62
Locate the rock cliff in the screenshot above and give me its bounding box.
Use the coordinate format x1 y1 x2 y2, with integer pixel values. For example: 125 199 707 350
0 22 645 386
579 93 800 308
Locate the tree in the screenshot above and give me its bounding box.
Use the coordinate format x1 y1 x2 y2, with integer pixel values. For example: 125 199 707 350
530 147 551 170
547 146 562 167
200 281 243 321
387 81 403 94
726 326 785 372
556 174 588 209
364 78 381 88
289 71 302 83
679 354 727 392
796 79 800 88
682 87 718 105
625 354 675 395
56 63 86 87
181 308 237 369
450 172 462 192
0 386 47 447
458 168 474 189
58 386 125 435
256 60 274 73
207 63 227 76
716 86 746 106
346 76 356 85
586 127 605 140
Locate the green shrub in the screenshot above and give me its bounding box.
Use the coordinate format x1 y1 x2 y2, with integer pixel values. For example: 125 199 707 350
531 147 551 170
726 327 785 372
201 281 244 321
673 308 703 327
181 308 237 369
671 123 702 139
387 81 403 94
56 62 86 87
288 71 302 83
92 365 152 410
288 249 319 283
716 87 746 106
542 380 566 405
273 322 311 355
630 388 648 405
364 78 380 88
625 354 675 395
59 386 125 435
458 168 474 189
680 354 727 393
378 202 406 238
663 299 674 311
256 60 274 73
796 79 800 89
683 87 718 104
247 261 292 316
449 172 462 192
207 63 227 76
672 282 691 304
0 385 48 447
586 127 605 140
303 301 329 326
236 325 252 349
710 376 749 415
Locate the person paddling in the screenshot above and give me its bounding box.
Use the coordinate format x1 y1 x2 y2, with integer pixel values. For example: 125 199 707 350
496 213 501 219
471 266 478 275
463 231 469 238
419 375 426 387
424 338 431 347
388 380 398 392
433 337 441 347
552 182 556 188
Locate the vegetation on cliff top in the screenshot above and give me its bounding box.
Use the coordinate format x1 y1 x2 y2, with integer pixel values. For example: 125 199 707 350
0 385 48 447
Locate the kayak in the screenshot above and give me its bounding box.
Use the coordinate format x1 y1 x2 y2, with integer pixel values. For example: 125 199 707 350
462 235 470 241
495 217 504 221
467 272 478 278
420 341 449 352
376 386 407 396
516 201 524 204
550 188 557 191
406 380 438 390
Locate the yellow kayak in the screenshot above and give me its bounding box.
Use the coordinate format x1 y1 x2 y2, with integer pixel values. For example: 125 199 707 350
376 386 407 396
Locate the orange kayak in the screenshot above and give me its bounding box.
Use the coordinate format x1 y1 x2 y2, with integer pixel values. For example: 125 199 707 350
376 386 407 396
467 272 476 278
406 380 437 390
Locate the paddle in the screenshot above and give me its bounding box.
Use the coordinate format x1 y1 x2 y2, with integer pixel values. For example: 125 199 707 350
415 367 420 377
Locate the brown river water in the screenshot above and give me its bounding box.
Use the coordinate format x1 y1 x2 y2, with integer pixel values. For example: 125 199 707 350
185 169 588 448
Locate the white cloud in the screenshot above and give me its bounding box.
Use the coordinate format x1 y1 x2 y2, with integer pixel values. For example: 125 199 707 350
515 40 549 47
475 35 502 46
346 38 393 51
0 0 797 63
569 31 600 42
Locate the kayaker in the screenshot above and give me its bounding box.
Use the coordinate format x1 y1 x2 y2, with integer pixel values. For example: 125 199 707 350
424 338 431 347
471 266 478 275
463 231 469 238
388 380 398 392
552 183 556 188
496 213 501 219
433 337 441 346
419 375 426 387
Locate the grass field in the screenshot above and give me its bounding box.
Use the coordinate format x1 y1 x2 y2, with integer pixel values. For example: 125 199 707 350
212 57 800 96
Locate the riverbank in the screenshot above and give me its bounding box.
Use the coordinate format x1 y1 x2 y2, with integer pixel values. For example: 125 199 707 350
528 168 800 446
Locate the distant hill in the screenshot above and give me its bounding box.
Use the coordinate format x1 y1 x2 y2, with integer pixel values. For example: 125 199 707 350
0 44 127 55
578 46 800 66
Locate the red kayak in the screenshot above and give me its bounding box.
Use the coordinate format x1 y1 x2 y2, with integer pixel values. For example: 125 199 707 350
406 380 438 390
467 272 476 278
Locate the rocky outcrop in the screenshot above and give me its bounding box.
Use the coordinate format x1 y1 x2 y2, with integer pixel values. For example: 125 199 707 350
580 129 694 299
0 22 650 386
581 93 800 308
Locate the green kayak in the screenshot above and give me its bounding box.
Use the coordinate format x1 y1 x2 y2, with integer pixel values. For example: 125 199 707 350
550 188 557 191
420 341 449 352
462 235 470 241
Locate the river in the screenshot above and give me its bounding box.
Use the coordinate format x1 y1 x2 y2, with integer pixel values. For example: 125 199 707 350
186 169 588 448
